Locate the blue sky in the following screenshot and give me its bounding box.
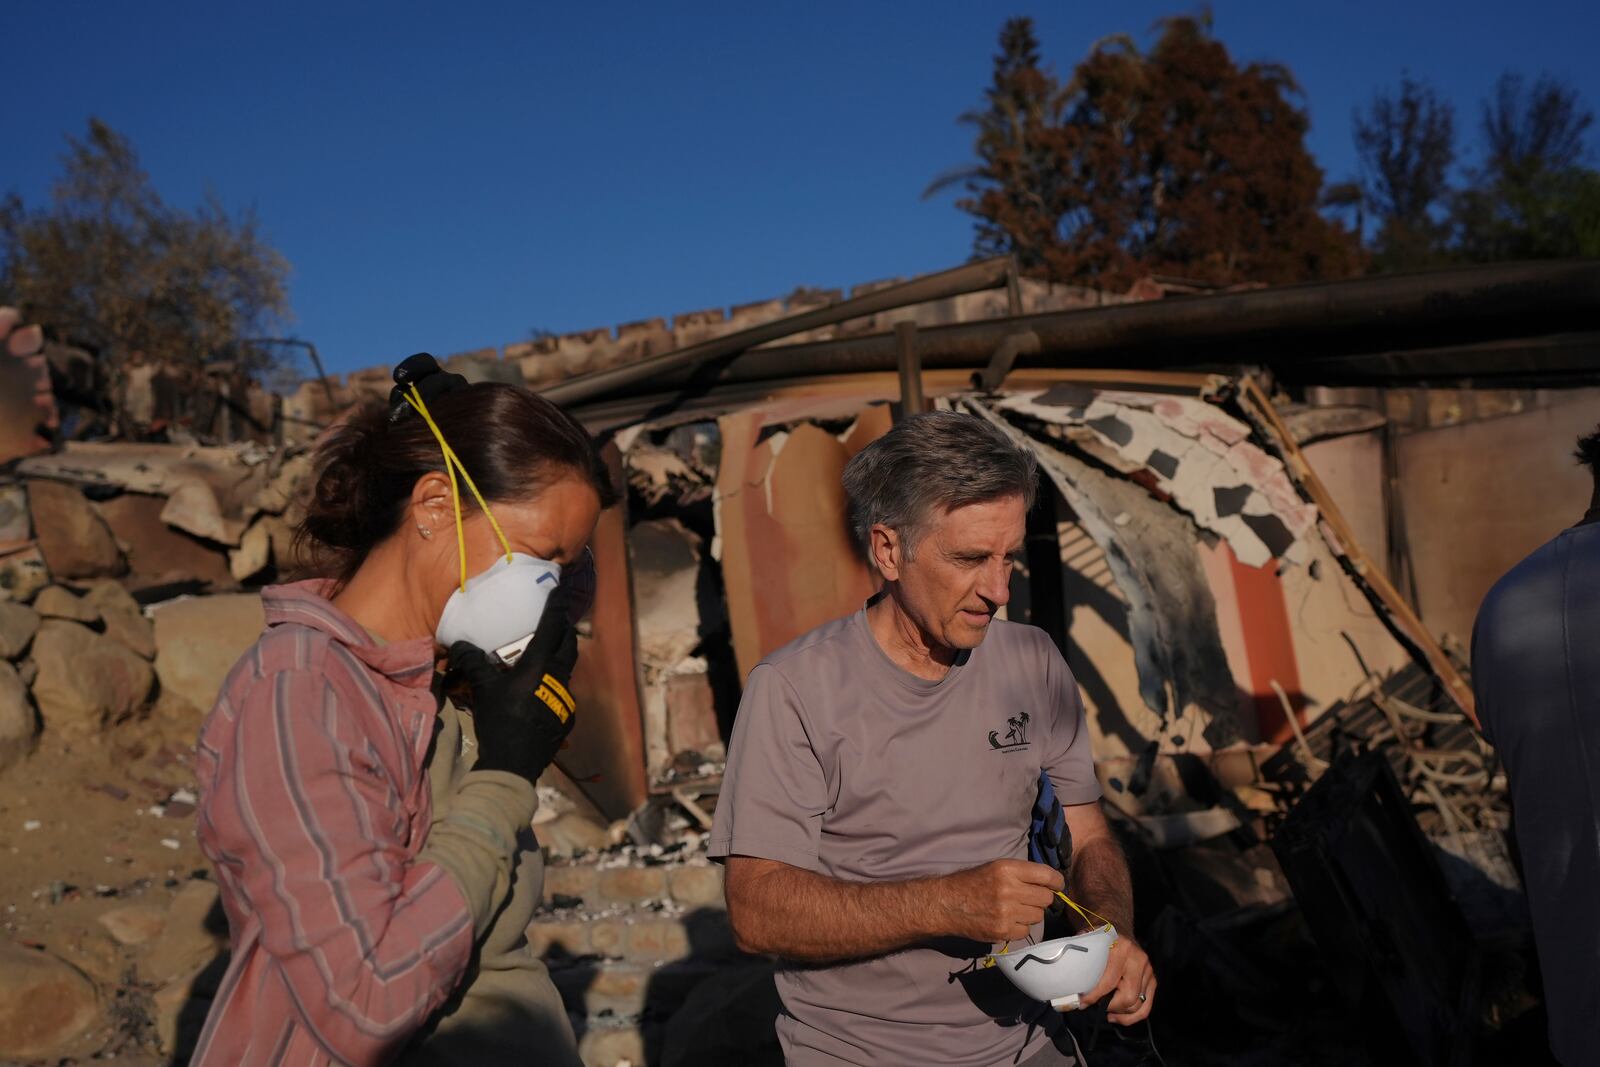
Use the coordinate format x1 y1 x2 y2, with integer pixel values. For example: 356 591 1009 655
8 1 1598 374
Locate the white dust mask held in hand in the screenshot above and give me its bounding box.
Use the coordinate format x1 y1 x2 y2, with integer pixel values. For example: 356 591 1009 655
435 553 562 666
400 378 564 666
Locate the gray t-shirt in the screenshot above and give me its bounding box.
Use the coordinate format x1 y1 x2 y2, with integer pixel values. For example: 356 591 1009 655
709 607 1102 1067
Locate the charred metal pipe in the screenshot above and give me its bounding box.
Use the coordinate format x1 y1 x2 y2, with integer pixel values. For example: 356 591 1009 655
559 260 1600 412
894 321 925 416
540 256 1015 408
977 331 1041 392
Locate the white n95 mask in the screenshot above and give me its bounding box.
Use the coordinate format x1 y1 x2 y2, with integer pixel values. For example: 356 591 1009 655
435 553 563 666
395 373 565 668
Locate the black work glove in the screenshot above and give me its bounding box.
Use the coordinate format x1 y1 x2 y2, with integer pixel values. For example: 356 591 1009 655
446 591 579 786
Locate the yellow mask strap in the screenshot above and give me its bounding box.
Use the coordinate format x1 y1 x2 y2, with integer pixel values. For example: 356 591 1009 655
984 891 1117 966
404 384 514 592
1055 891 1118 940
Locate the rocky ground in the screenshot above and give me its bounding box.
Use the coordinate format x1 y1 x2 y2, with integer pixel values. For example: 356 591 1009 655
0 706 221 1065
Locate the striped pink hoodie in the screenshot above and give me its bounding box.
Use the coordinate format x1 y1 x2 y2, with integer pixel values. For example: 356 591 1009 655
190 582 480 1065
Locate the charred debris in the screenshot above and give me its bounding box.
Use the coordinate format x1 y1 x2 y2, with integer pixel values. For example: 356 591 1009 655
544 258 1593 1065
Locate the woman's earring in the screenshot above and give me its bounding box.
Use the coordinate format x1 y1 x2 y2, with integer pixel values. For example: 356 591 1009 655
417 525 433 540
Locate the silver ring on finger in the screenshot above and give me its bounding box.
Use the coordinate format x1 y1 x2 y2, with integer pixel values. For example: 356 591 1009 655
1137 990 1147 1003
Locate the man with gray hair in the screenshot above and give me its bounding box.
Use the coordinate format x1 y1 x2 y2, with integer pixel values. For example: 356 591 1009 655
710 411 1154 1066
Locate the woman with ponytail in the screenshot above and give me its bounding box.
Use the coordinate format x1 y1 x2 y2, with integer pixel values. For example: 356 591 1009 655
190 354 612 1066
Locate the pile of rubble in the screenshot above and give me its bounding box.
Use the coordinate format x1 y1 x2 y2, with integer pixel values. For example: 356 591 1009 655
12 441 312 590
0 469 285 775
530 839 776 1067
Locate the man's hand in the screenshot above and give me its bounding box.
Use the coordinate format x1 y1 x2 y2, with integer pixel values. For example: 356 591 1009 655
1080 934 1155 1024
936 859 1064 944
1057 799 1151 1021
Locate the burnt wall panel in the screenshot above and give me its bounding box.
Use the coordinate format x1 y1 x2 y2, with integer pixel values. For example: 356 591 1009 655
564 444 650 818
1397 388 1600 644
715 410 886 681
1303 430 1389 579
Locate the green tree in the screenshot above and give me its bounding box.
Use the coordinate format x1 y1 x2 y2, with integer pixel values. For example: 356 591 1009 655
925 17 1069 275
1452 73 1600 260
0 118 290 373
1351 75 1457 270
935 15 1360 288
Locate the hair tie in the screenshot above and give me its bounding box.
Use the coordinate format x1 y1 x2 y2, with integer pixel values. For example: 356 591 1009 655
387 352 469 424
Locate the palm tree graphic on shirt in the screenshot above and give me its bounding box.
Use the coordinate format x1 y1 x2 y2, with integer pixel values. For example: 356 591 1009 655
988 711 1030 750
